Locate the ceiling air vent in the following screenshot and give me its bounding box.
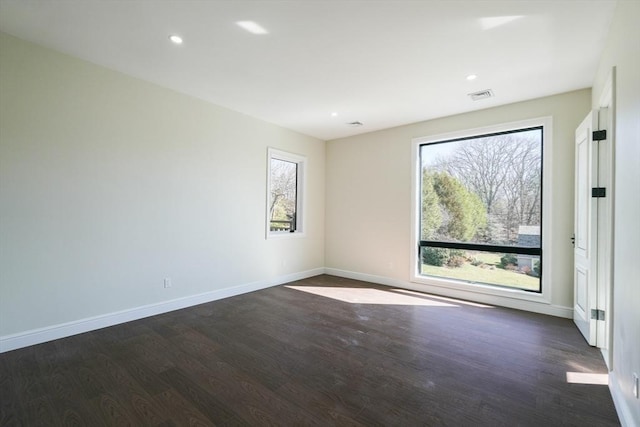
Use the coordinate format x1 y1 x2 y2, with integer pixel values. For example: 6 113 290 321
468 89 494 101
347 121 363 127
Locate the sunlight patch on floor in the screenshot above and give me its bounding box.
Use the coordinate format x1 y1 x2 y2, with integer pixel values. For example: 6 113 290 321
566 372 609 385
285 286 458 306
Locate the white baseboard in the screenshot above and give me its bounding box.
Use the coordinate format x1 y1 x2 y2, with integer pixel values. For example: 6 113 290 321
324 268 573 319
0 266 574 353
0 268 325 353
609 371 637 427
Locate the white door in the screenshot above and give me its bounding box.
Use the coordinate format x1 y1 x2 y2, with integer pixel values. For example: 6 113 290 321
574 112 598 345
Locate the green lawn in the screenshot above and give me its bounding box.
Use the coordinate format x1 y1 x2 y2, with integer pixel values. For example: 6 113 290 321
421 252 540 291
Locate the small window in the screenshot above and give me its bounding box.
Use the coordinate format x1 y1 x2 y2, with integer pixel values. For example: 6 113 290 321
267 148 306 238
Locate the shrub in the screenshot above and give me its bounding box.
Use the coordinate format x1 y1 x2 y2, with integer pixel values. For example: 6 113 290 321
447 255 466 268
500 253 518 268
534 260 541 275
422 247 450 266
470 258 483 267
450 249 466 258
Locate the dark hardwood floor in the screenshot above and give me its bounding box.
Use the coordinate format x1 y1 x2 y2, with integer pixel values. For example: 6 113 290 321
0 275 619 426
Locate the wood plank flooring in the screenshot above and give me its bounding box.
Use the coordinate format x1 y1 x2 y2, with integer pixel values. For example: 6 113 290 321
0 275 620 426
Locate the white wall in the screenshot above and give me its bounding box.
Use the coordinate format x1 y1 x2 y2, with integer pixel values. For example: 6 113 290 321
326 89 591 315
0 33 325 344
592 1 640 425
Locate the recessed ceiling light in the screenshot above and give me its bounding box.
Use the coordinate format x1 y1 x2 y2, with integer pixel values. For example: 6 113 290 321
466 74 477 81
168 35 183 44
236 21 269 35
331 112 338 117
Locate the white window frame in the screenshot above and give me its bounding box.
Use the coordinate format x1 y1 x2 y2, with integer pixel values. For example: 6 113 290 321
410 117 553 305
266 148 306 239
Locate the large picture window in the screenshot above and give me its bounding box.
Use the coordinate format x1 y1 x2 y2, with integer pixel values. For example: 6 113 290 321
267 148 306 238
417 125 543 292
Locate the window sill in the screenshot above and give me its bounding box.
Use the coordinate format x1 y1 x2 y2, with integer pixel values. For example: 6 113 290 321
266 231 306 240
411 274 550 305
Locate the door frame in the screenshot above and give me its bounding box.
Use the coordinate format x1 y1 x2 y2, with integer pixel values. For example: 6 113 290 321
596 68 615 369
572 69 614 366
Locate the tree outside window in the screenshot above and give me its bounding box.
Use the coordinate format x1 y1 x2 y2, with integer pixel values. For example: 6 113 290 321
267 148 306 237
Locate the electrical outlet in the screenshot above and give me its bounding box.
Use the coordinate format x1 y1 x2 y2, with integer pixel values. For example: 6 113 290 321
164 278 172 288
634 373 639 399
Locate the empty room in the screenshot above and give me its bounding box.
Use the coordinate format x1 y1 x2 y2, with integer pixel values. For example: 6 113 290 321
0 1 638 425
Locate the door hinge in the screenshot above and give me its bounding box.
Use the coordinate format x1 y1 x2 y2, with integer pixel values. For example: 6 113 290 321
592 187 606 198
592 130 607 141
591 309 605 321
